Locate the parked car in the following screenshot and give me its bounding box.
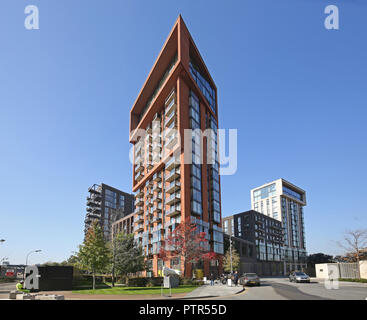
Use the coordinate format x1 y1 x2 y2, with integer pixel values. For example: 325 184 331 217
240 273 260 286
289 271 310 283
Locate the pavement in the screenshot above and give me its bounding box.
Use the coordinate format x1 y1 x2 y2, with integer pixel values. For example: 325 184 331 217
0 282 16 299
183 282 244 299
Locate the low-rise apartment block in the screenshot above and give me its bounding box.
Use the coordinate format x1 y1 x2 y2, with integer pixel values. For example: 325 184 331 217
84 183 135 241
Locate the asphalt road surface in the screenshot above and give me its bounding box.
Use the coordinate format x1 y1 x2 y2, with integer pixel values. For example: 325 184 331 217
219 277 367 300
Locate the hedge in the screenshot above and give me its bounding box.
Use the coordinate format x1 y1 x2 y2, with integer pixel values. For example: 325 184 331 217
339 278 367 283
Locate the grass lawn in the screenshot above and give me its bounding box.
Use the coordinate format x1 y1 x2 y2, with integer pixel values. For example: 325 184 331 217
72 285 199 295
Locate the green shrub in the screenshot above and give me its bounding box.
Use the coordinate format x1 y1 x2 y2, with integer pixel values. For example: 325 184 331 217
127 277 148 287
180 278 195 285
339 278 367 283
127 277 164 287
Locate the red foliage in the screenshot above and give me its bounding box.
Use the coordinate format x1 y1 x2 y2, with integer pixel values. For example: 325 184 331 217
159 218 210 265
202 251 218 261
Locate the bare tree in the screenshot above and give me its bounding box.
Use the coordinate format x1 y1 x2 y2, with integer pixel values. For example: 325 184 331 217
338 229 367 278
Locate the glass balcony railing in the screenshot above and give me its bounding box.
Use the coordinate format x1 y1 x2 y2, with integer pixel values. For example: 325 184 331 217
165 168 180 182
166 193 180 205
167 181 180 194
167 205 181 217
166 156 180 170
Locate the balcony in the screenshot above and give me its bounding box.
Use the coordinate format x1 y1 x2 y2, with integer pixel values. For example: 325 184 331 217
153 194 162 202
135 197 144 206
153 213 162 223
153 183 162 192
152 142 162 154
135 171 144 182
165 90 176 106
153 205 162 213
136 189 144 197
92 207 101 213
135 162 144 173
152 119 161 130
86 197 99 207
165 98 177 116
146 201 153 207
134 206 143 215
166 168 180 182
165 111 176 127
153 172 162 182
165 133 178 149
88 185 101 194
135 144 142 156
166 181 180 194
153 133 161 143
152 153 161 165
146 144 153 154
166 156 180 171
134 223 144 232
166 205 181 217
166 193 181 206
135 214 144 223
86 212 101 219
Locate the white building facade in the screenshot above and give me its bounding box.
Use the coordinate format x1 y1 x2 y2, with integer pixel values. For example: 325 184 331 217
251 179 307 273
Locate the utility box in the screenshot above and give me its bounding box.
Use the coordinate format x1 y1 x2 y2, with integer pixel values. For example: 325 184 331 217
25 266 73 291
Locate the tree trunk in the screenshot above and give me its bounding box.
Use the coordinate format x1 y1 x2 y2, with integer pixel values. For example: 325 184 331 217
92 272 96 290
356 249 361 279
111 264 115 287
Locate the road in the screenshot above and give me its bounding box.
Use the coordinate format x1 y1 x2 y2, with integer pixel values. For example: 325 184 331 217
0 282 16 299
219 277 367 300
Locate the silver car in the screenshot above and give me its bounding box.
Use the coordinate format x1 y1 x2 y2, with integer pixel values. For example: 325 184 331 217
240 273 261 286
289 271 310 283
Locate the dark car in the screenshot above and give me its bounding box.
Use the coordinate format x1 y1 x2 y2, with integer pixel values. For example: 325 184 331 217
240 273 260 286
289 271 310 283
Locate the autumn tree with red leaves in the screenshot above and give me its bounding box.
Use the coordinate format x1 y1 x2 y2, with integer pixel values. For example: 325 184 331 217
159 218 217 277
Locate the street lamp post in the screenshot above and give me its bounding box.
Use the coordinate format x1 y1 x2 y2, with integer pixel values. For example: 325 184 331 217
25 250 42 267
229 235 233 274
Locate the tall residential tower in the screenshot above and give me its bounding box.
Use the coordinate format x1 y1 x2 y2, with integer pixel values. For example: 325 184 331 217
130 16 223 277
250 179 307 273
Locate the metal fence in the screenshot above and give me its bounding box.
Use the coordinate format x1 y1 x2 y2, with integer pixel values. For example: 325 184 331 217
338 263 359 279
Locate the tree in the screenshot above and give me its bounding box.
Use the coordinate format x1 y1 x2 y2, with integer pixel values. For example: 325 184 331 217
110 232 145 286
77 221 111 289
223 247 240 273
338 229 367 279
307 253 334 268
159 218 209 278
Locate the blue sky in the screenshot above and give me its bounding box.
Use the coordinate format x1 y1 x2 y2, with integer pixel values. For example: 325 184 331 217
0 0 366 264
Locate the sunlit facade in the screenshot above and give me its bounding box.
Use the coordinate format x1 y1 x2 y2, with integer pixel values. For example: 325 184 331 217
251 179 307 273
129 16 223 277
